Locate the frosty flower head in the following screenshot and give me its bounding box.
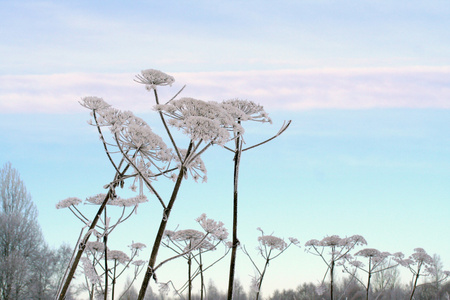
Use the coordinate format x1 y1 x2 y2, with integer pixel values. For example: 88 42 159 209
305 239 320 247
118 116 171 161
86 241 105 253
135 69 175 91
56 197 82 209
130 242 146 251
94 107 132 134
164 230 176 239
305 235 367 255
221 99 272 123
288 237 300 246
184 238 216 252
392 252 404 260
85 193 109 205
356 248 382 258
196 213 229 241
155 97 243 145
107 250 130 264
109 195 148 207
80 96 111 111
346 235 367 247
258 235 288 251
132 260 146 266
173 148 207 182
81 257 101 285
349 259 364 268
320 235 342 247
172 229 205 242
411 248 433 264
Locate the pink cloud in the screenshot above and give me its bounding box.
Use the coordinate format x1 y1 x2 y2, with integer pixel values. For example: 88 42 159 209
1 67 449 113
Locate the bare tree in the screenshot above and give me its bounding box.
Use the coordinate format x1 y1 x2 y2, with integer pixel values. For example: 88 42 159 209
0 162 44 299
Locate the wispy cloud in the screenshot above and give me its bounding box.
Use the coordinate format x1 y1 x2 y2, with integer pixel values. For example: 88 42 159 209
1 67 449 114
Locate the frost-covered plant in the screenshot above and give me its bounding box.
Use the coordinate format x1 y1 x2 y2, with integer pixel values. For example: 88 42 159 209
243 228 299 300
56 193 148 299
57 69 229 299
219 99 290 300
395 248 450 300
80 242 146 300
341 248 401 300
305 235 367 300
56 69 288 300
134 71 244 299
160 214 229 300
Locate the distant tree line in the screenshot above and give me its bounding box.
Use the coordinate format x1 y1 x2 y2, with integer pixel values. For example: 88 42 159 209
129 279 450 300
0 162 73 299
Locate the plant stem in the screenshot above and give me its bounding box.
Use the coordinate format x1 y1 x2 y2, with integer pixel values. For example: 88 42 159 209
366 257 372 300
103 209 108 300
137 166 185 299
112 260 117 300
410 266 421 300
199 251 204 300
58 190 114 300
188 252 192 300
227 127 242 300
255 257 270 300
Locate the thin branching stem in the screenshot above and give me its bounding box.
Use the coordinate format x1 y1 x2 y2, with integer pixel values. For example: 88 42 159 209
58 189 115 299
137 161 187 299
93 110 121 173
242 120 291 152
153 89 183 162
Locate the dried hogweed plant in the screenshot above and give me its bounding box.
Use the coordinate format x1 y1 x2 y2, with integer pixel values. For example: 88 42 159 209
305 235 367 300
219 99 290 299
395 248 450 300
55 69 286 300
80 242 146 300
160 214 230 300
56 194 147 299
242 227 299 300
341 248 402 300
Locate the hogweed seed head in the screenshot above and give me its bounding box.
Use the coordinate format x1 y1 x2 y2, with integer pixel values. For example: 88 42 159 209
132 260 146 266
130 242 146 250
196 213 229 241
221 99 272 124
56 197 82 209
258 235 288 251
107 250 130 264
355 248 382 258
85 241 105 253
411 248 433 264
109 195 148 207
81 257 102 285
155 97 243 145
135 69 175 91
80 96 111 111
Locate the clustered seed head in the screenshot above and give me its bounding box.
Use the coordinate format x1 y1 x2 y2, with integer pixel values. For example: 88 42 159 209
56 197 82 209
135 69 175 91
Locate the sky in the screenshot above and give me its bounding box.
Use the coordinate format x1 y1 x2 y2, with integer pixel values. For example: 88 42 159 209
1 0 450 297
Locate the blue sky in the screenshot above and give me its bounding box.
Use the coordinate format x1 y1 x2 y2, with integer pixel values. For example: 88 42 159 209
1 0 450 296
